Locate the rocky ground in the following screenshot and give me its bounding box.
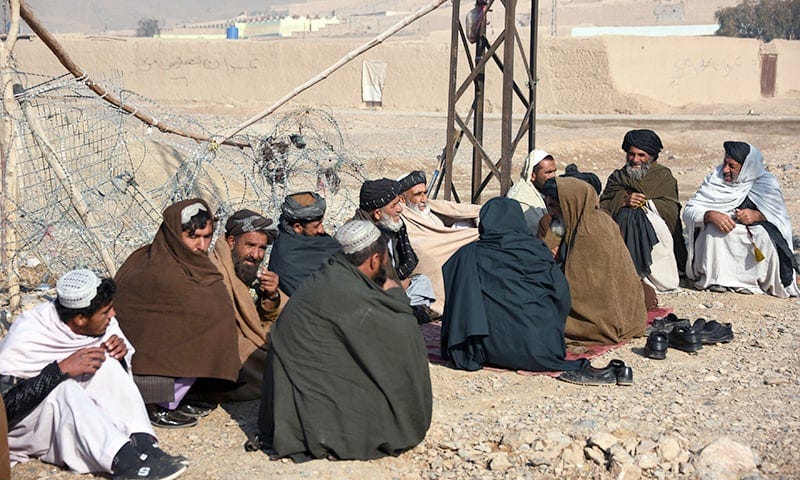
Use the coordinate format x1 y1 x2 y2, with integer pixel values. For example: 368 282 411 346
7 109 800 479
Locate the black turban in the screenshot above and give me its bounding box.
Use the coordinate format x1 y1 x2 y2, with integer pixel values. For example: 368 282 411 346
359 178 401 211
561 164 602 195
398 170 426 193
281 191 326 222
621 129 663 158
225 209 277 239
723 141 750 165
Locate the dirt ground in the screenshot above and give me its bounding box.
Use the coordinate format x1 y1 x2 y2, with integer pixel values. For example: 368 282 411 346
9 109 800 479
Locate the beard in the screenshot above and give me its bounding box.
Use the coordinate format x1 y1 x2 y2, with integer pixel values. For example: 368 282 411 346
625 161 651 181
407 200 429 215
372 261 389 286
550 217 566 238
232 250 260 286
377 214 404 232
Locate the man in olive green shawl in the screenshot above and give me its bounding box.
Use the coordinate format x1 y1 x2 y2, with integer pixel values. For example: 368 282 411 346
258 220 432 461
207 209 284 401
599 129 686 292
542 178 646 345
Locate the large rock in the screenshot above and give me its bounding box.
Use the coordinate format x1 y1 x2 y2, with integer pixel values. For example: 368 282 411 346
488 452 512 471
693 437 759 479
589 431 619 452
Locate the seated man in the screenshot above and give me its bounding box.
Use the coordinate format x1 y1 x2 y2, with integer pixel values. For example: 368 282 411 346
683 141 799 297
114 198 240 428
441 197 586 373
599 129 684 292
268 191 341 296
397 170 480 316
353 178 436 322
258 220 432 461
206 209 283 401
506 149 557 233
540 177 647 345
0 269 187 479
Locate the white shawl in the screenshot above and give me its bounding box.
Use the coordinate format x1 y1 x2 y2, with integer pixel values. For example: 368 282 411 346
0 301 134 379
683 144 794 271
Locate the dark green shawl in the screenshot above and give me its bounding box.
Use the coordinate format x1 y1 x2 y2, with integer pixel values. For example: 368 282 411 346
258 254 432 460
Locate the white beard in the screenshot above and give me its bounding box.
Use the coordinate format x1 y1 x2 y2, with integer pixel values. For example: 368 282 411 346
550 217 566 238
378 215 404 232
625 162 650 181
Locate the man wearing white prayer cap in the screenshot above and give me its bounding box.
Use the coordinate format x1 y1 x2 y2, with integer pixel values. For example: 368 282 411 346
506 149 557 233
0 269 188 479
258 219 432 461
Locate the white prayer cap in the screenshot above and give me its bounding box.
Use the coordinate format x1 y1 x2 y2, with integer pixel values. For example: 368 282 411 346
520 149 553 180
335 220 381 255
56 269 101 309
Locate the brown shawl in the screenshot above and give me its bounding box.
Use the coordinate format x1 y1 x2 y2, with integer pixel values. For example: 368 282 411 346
208 237 284 401
114 198 240 382
401 199 481 316
558 178 646 345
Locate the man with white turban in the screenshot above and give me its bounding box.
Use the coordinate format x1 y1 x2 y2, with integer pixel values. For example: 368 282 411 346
506 149 557 233
683 141 799 297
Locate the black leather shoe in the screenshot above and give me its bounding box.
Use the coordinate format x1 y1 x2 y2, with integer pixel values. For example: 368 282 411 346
148 405 198 429
668 326 703 353
412 305 434 325
176 401 215 418
604 359 633 386
557 363 617 386
644 331 669 359
693 318 734 344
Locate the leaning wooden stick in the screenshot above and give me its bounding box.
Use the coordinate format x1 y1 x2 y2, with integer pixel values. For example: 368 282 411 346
216 0 449 145
18 0 249 149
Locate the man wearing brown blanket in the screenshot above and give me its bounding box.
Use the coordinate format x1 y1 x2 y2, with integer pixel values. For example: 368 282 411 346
115 199 240 428
540 177 647 345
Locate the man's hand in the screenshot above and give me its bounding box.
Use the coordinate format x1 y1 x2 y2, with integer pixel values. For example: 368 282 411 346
622 191 647 208
704 210 736 233
734 208 765 225
57 347 106 378
257 269 280 297
101 334 128 360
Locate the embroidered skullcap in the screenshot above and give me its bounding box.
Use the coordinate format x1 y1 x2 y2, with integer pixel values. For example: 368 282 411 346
335 220 381 255
621 129 663 158
281 191 326 221
56 269 102 309
397 170 426 193
359 178 401 211
561 163 602 195
225 209 276 238
723 141 750 165
180 202 207 225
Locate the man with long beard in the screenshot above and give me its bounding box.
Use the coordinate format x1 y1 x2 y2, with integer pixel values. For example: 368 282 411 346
353 178 436 323
599 129 685 293
397 170 480 317
207 209 284 401
258 220 432 461
683 141 799 297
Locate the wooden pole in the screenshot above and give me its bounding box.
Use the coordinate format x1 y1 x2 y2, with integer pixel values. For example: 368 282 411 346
443 0 461 201
499 0 516 196
1 0 21 310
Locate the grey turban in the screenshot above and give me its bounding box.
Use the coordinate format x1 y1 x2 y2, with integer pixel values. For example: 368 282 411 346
281 191 326 221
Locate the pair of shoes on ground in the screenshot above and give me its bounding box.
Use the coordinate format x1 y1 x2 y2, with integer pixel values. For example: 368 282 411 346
644 316 733 359
148 401 215 429
707 284 754 295
112 449 188 480
557 359 633 386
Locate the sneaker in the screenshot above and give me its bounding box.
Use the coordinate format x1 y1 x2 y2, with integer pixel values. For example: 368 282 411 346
148 405 198 429
113 452 187 480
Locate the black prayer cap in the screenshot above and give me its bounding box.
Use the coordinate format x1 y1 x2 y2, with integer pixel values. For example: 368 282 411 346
561 164 602 195
225 209 277 239
398 170 426 193
621 129 663 158
359 178 402 211
723 141 750 165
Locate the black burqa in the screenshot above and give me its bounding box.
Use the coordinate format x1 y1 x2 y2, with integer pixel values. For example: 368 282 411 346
267 219 341 295
258 254 432 461
441 197 586 372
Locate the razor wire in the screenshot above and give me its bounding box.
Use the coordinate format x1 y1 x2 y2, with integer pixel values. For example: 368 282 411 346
1 69 365 292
